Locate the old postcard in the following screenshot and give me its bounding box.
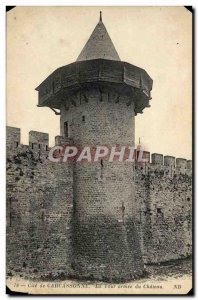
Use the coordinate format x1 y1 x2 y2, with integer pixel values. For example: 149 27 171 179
6 6 193 295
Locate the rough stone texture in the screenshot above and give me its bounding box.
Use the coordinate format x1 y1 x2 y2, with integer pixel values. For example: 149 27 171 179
60 89 135 145
7 127 73 277
134 161 192 264
59 88 144 281
6 126 192 282
151 153 164 165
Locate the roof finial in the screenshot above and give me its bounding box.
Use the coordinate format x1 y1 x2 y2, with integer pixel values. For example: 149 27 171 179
100 11 102 22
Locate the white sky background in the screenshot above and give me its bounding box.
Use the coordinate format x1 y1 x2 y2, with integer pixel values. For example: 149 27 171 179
6 6 192 159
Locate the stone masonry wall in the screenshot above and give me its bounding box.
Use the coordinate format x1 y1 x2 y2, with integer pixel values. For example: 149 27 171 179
60 88 144 281
6 125 192 280
6 127 73 278
134 155 192 264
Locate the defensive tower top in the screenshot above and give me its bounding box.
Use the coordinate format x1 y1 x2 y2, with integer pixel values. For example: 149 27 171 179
36 13 153 115
76 12 120 62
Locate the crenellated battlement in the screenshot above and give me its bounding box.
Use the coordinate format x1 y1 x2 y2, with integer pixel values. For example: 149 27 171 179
6 126 21 148
136 150 192 174
6 126 192 174
7 126 49 150
6 127 192 273
29 130 49 151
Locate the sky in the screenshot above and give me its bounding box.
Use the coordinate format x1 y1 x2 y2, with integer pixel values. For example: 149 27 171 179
6 6 192 159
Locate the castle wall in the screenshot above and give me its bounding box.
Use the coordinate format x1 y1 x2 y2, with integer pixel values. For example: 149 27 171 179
6 126 192 279
135 154 192 264
164 155 175 167
7 126 20 149
6 127 73 277
176 158 187 174
29 130 49 151
151 153 163 165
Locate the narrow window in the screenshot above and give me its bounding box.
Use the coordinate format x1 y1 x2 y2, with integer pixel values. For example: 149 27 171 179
82 116 85 122
46 145 48 151
98 159 104 181
15 142 19 148
38 144 41 149
64 121 68 138
100 159 103 168
32 143 34 149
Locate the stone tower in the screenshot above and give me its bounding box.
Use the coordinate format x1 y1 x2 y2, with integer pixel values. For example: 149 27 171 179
36 13 153 282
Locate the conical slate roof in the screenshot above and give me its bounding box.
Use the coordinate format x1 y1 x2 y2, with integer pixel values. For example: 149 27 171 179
76 14 120 62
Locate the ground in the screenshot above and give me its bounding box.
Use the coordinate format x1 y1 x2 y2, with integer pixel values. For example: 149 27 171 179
7 257 192 295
